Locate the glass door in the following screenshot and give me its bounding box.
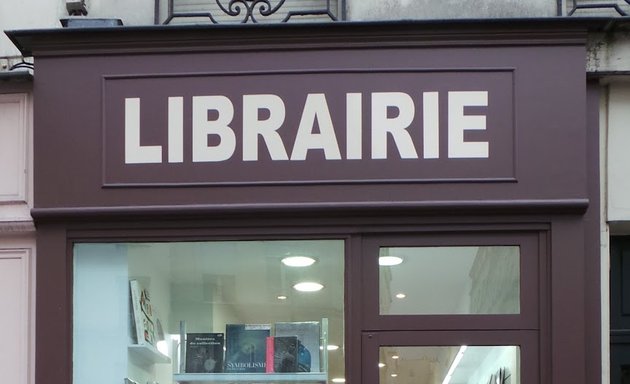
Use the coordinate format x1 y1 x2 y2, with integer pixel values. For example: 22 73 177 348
360 232 545 384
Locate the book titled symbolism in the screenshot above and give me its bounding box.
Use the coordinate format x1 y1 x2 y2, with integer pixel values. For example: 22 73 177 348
185 333 225 373
224 324 271 373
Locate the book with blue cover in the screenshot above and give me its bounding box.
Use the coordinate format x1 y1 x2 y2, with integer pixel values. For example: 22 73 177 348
224 324 271 373
274 321 320 373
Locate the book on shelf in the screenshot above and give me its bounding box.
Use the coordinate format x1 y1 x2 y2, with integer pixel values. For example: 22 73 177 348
274 321 321 373
266 336 299 373
224 324 271 373
129 279 156 346
185 333 225 373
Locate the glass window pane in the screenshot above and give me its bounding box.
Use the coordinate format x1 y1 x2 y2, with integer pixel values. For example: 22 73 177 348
379 346 520 384
73 240 345 384
379 246 519 315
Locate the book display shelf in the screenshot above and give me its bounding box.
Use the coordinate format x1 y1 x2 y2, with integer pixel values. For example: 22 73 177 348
128 343 172 366
108 240 344 384
173 372 327 384
173 319 329 384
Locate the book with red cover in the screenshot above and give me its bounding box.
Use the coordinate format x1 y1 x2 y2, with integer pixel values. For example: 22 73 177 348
266 336 299 373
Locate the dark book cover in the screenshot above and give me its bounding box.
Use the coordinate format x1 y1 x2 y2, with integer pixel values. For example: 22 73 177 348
273 336 299 373
274 321 320 372
185 333 225 373
224 324 271 373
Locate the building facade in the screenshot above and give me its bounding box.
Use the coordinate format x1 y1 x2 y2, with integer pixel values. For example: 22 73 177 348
1 1 629 384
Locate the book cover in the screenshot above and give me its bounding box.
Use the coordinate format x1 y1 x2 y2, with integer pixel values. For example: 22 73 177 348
185 333 225 373
274 321 320 372
129 279 156 346
224 324 271 373
273 336 299 373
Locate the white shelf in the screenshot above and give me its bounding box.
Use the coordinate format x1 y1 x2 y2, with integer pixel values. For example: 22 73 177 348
173 372 327 384
128 343 172 365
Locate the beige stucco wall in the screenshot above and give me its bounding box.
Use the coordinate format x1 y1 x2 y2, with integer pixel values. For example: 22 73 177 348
607 82 630 222
346 0 557 21
0 0 156 58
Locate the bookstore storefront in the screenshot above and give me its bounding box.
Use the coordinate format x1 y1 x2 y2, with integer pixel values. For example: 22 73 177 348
9 20 600 384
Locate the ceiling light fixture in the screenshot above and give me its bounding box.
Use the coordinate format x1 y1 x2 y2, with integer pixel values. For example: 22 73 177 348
378 256 403 266
281 256 316 267
378 363 386 368
319 344 340 351
293 282 324 292
395 293 406 299
277 295 287 300
331 378 346 383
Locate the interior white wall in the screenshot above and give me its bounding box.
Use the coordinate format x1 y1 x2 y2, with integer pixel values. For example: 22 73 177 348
465 346 519 384
73 244 129 384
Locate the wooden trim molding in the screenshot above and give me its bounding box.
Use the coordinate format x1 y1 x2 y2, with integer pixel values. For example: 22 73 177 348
5 19 592 58
0 248 34 384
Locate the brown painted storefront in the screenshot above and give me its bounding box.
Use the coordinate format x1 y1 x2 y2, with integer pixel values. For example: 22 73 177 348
8 19 601 384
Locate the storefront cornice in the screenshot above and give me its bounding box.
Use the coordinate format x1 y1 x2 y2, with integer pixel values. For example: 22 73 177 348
29 198 589 222
5 18 611 58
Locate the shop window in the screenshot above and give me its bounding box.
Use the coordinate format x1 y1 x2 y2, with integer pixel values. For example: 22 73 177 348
73 239 344 384
379 246 520 315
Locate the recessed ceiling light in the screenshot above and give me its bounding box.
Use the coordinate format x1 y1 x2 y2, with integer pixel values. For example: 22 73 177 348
392 355 399 359
277 295 287 300
293 282 324 292
331 378 346 383
281 256 316 267
378 363 386 368
391 373 398 378
395 293 406 299
379 256 403 266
